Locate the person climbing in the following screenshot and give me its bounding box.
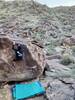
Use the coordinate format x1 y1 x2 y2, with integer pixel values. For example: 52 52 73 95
12 42 23 61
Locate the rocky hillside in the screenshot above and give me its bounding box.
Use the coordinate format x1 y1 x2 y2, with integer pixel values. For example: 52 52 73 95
0 0 75 100
0 0 75 53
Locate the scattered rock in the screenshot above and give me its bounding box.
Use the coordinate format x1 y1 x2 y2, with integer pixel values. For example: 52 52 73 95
41 77 75 100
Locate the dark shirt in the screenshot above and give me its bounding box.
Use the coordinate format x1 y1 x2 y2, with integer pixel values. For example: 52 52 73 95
13 44 23 60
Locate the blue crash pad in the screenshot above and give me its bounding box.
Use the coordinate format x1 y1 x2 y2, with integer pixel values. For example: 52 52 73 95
12 81 45 100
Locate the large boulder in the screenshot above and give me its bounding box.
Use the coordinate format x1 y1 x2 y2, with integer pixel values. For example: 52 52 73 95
0 35 45 82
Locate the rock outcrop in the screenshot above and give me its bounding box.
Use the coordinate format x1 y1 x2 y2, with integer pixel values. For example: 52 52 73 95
0 35 45 82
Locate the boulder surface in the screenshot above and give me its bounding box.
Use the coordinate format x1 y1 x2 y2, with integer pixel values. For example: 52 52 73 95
0 35 45 82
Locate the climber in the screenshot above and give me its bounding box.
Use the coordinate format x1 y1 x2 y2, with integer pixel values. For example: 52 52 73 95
13 43 23 61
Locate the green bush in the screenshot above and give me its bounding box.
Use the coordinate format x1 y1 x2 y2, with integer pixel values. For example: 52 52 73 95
60 54 74 65
45 44 55 55
72 46 75 51
72 46 75 55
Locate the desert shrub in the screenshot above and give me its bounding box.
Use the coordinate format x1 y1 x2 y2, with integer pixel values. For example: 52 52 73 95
60 54 74 65
72 46 75 56
72 46 75 52
45 44 55 55
33 32 45 40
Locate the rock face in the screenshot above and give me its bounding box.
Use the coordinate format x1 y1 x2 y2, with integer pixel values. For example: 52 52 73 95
42 77 75 100
41 58 75 100
0 35 45 82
